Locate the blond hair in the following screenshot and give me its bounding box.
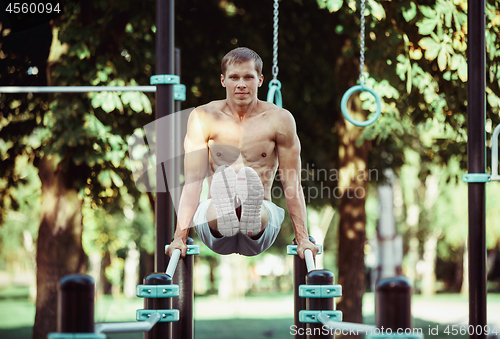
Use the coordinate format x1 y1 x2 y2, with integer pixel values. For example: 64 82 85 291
221 47 263 76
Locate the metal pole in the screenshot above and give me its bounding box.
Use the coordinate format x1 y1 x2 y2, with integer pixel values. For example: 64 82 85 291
155 0 175 274
174 47 182 239
0 86 156 93
173 238 195 339
467 1 487 338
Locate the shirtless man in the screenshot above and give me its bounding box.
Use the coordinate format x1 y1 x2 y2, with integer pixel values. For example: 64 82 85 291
166 47 317 260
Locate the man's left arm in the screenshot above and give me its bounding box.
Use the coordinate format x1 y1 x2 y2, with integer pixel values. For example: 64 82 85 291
275 109 319 260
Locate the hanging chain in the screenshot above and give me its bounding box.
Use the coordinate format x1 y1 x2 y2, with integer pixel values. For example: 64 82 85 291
359 0 366 86
272 0 279 80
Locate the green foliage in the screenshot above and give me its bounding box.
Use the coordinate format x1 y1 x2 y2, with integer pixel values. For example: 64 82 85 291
318 0 343 13
82 192 154 261
0 0 159 279
1 0 500 293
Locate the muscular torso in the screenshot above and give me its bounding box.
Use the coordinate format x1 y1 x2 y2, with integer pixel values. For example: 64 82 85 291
198 100 280 201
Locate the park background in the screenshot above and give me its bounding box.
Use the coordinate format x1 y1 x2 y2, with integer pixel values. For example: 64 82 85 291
1 0 500 338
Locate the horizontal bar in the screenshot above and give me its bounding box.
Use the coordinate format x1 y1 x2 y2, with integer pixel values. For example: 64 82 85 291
95 312 160 333
0 86 156 93
317 313 377 335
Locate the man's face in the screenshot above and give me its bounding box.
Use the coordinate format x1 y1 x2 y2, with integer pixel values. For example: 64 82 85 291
221 60 264 105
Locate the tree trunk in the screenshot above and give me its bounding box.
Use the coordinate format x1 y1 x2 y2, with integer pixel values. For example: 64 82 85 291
335 51 371 338
33 156 86 339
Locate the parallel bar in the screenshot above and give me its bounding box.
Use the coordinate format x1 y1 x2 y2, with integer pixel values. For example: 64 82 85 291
305 249 315 273
95 313 161 334
317 314 376 335
0 86 156 93
165 249 181 278
467 0 487 338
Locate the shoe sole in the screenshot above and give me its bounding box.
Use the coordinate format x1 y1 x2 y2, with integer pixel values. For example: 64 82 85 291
210 166 239 236
236 167 264 237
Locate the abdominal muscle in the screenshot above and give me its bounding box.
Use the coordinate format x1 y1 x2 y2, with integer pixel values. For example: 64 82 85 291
207 151 278 201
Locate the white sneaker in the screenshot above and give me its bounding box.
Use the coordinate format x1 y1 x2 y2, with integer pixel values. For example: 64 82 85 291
236 167 264 237
210 165 239 236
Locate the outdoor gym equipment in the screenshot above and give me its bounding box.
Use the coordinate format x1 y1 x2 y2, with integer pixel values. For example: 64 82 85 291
4 0 493 336
340 0 381 127
266 0 282 108
50 237 423 339
287 242 421 339
0 78 186 101
48 241 199 339
462 123 500 183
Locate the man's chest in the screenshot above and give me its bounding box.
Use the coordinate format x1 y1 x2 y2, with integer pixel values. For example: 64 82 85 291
207 119 276 163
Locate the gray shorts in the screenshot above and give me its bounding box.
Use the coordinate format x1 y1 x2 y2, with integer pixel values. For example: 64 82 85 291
194 199 285 256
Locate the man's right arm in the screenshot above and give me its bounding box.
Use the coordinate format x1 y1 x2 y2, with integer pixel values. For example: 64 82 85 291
166 109 209 257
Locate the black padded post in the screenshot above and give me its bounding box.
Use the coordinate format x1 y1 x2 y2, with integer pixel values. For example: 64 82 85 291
58 274 95 333
375 276 412 331
293 237 316 339
144 273 172 339
172 237 194 339
306 270 335 339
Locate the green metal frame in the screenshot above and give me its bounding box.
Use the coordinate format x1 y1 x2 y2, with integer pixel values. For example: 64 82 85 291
48 334 106 339
286 244 322 255
150 74 186 101
299 310 343 323
299 284 342 298
136 309 179 322
136 284 179 298
462 173 491 183
164 244 200 255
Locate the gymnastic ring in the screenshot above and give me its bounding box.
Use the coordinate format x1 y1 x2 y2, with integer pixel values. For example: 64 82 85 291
267 79 282 108
340 85 381 127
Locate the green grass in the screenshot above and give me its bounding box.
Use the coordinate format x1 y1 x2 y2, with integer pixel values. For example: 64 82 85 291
0 285 487 339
